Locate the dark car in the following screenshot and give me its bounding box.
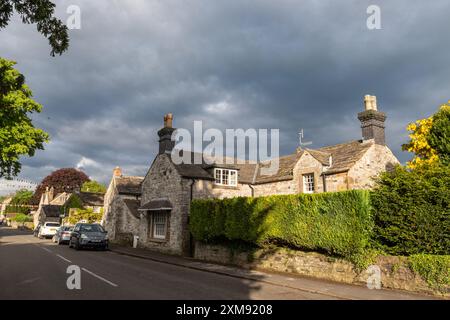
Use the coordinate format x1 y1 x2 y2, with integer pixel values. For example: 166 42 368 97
69 223 108 250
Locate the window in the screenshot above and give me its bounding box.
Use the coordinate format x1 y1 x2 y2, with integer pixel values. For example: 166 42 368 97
152 212 168 239
303 173 315 193
214 168 238 186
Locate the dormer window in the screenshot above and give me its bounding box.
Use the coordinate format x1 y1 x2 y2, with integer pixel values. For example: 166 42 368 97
214 168 238 187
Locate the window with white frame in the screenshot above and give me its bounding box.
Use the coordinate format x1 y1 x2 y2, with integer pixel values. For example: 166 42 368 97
214 168 238 186
152 211 168 239
303 173 315 193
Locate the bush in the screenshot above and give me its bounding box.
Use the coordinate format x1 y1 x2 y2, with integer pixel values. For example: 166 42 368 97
5 205 30 215
371 164 450 255
409 254 450 292
12 213 33 223
64 208 102 225
190 190 373 260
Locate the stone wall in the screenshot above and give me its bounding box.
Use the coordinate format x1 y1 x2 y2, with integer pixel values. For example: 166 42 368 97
102 178 117 231
109 197 140 244
348 144 399 189
139 154 190 255
193 179 253 199
194 242 446 297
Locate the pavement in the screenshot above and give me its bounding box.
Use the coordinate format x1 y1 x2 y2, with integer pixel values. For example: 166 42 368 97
0 226 439 300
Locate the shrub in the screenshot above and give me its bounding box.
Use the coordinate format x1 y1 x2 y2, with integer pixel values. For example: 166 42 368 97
12 213 33 223
64 208 102 225
409 254 450 292
61 194 84 215
190 190 373 260
5 205 30 215
371 164 450 255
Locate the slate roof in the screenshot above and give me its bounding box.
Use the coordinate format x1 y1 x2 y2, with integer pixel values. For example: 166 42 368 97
166 140 373 185
115 176 144 195
123 199 140 219
42 205 62 218
318 140 373 174
78 192 105 206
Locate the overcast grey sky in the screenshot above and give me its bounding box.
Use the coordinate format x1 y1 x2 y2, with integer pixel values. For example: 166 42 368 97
1 0 449 187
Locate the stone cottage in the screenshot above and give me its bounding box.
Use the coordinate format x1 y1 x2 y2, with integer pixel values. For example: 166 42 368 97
33 186 105 227
102 168 143 243
108 95 399 255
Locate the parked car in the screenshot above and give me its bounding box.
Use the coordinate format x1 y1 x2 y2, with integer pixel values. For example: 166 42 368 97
33 224 41 237
69 223 108 250
52 226 74 245
38 222 60 239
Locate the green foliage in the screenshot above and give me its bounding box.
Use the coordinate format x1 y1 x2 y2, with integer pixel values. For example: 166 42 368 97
12 213 32 223
81 180 106 193
0 58 49 178
5 205 30 214
11 189 33 205
61 194 84 215
190 190 373 260
32 168 90 204
0 1 69 55
371 164 450 255
427 103 450 166
64 208 102 225
409 254 450 292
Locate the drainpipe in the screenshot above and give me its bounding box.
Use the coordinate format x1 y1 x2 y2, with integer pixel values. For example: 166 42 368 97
322 174 327 193
249 184 255 197
187 179 195 257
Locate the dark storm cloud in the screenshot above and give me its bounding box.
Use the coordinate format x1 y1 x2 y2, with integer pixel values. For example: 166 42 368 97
1 0 449 187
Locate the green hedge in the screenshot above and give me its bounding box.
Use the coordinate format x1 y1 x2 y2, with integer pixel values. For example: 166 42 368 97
190 190 373 259
5 205 30 215
12 213 33 223
371 165 450 255
409 254 450 292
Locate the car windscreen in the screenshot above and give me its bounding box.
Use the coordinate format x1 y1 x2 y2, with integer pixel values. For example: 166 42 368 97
46 223 60 227
63 226 73 231
80 224 104 232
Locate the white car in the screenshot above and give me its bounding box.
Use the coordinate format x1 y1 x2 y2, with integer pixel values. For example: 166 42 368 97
38 222 60 239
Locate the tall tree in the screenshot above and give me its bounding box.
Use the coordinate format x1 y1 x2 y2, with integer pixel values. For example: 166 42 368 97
31 168 90 204
0 0 69 56
427 102 450 166
402 116 438 169
0 57 49 178
10 188 33 205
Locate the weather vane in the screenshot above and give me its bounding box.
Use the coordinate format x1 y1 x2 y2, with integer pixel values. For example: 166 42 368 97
298 128 312 147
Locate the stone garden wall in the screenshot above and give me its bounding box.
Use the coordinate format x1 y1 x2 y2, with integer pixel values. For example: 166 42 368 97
194 242 447 297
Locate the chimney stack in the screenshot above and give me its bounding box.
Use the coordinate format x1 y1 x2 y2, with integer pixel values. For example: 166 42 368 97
158 113 176 155
358 95 386 145
113 166 122 177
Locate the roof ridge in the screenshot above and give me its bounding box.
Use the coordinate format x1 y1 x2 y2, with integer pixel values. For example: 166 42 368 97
317 139 363 150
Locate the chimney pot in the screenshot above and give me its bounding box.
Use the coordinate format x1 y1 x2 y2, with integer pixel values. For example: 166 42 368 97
113 166 122 177
164 113 173 128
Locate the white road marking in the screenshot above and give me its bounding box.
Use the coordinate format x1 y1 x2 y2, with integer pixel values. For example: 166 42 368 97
81 267 118 287
18 277 41 285
40 246 53 253
56 254 72 263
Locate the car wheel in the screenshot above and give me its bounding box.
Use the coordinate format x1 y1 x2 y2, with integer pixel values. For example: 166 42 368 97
74 241 80 250
69 239 73 248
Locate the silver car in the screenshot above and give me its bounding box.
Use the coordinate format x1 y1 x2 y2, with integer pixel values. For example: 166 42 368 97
52 226 74 245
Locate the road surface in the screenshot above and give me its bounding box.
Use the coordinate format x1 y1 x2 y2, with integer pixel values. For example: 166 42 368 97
0 226 435 300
